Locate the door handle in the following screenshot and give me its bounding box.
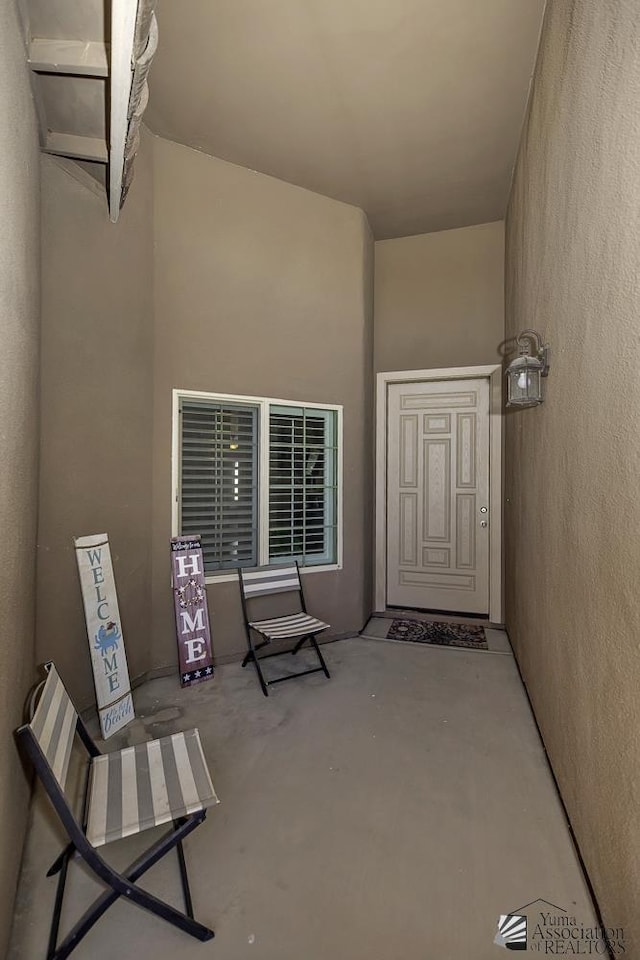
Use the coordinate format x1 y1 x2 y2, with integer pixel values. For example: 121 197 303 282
480 520 488 528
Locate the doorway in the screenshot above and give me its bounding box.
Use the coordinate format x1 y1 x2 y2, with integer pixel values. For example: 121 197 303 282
375 366 502 622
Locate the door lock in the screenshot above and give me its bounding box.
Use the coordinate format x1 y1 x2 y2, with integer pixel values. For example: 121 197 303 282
480 506 488 514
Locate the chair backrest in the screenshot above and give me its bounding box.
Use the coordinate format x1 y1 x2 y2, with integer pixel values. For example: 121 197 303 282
27 662 79 794
17 662 100 852
239 564 302 600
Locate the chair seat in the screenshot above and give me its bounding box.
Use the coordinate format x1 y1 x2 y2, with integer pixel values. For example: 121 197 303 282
86 728 218 847
249 612 329 641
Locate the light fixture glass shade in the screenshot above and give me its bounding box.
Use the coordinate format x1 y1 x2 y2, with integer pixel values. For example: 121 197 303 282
506 354 544 407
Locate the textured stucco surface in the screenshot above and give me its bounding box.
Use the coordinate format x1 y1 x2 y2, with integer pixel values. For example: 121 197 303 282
0 0 40 952
505 0 640 944
151 136 374 665
36 128 375 700
146 0 546 239
37 133 154 707
374 221 504 373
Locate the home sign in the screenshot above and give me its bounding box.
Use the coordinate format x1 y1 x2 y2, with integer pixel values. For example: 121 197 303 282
171 536 215 687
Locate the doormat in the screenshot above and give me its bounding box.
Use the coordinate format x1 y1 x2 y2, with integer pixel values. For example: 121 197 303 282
365 617 487 650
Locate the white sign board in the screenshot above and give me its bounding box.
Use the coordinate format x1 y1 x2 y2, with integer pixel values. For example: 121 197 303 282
74 533 134 739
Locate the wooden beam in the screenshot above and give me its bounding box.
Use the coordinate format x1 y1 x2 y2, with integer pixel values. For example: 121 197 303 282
29 39 110 78
44 132 108 164
109 0 139 223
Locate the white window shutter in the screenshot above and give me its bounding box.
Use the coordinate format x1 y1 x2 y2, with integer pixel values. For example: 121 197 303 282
268 406 338 566
179 399 258 571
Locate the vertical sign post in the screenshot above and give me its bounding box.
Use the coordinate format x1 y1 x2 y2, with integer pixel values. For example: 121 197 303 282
171 536 215 687
74 533 135 739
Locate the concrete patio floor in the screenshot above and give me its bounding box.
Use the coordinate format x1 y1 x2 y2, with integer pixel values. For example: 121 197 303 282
9 636 601 960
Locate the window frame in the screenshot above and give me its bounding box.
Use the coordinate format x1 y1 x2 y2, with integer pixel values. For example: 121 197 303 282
172 389 343 583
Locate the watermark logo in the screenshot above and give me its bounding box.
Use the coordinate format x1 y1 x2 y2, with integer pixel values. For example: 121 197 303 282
494 900 626 954
496 914 528 951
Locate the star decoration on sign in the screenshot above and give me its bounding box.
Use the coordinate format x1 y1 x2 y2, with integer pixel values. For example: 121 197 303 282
181 665 213 686
175 578 205 610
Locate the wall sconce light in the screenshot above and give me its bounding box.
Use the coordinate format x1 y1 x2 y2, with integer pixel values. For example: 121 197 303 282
506 329 550 407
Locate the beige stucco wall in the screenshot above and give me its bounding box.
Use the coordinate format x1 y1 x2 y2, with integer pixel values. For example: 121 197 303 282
145 0 546 240
374 221 504 373
505 0 640 940
37 135 154 706
151 136 374 665
0 1 40 952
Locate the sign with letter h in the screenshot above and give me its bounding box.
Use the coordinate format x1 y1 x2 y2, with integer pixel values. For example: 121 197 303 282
171 537 215 687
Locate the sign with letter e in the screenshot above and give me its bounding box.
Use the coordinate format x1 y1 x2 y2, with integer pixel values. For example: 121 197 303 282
171 536 215 687
74 533 135 739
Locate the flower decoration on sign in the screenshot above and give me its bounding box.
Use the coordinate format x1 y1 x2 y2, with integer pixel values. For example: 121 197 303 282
175 577 205 609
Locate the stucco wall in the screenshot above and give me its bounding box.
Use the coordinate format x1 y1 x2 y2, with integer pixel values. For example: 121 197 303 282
0 0 40 952
151 136 374 664
374 221 504 373
505 0 640 941
37 135 154 706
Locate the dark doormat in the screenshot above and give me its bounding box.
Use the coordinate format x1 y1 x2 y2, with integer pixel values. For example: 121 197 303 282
371 617 487 650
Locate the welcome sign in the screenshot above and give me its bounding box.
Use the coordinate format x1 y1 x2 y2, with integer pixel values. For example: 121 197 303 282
171 536 214 687
74 534 135 739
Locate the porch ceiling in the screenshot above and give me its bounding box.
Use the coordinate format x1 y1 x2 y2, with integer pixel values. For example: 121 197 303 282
145 0 546 239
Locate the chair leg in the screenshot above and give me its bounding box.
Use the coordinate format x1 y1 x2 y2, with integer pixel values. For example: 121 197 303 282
174 820 194 918
122 879 213 943
310 636 331 679
292 633 331 680
243 632 270 696
49 816 213 960
47 845 73 960
291 633 309 655
47 842 75 878
241 637 269 667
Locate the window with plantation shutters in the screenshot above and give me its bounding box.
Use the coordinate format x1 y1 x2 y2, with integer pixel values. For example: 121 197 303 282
179 398 259 571
269 406 337 565
175 391 341 576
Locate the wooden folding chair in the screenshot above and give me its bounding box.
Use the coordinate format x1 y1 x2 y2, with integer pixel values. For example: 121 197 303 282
16 662 218 960
238 562 331 696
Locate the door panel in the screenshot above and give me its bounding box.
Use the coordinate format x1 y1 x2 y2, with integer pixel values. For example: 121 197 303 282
386 378 490 614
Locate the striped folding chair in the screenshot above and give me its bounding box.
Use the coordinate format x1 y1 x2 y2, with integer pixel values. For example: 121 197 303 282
16 662 218 960
238 562 331 697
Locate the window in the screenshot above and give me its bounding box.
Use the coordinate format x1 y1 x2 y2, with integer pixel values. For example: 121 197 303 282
174 391 341 577
269 406 337 566
179 399 259 571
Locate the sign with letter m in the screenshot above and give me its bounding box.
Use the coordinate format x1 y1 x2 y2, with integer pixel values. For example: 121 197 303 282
171 536 215 687
74 533 135 739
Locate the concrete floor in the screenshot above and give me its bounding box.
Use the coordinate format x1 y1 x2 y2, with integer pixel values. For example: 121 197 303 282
9 636 599 960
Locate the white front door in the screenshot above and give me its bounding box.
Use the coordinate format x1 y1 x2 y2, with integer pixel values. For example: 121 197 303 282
386 377 491 614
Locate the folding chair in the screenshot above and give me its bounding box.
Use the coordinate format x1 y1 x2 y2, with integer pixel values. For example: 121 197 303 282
238 562 331 696
16 662 218 960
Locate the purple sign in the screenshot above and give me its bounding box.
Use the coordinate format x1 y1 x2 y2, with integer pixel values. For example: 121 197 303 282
171 537 214 687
